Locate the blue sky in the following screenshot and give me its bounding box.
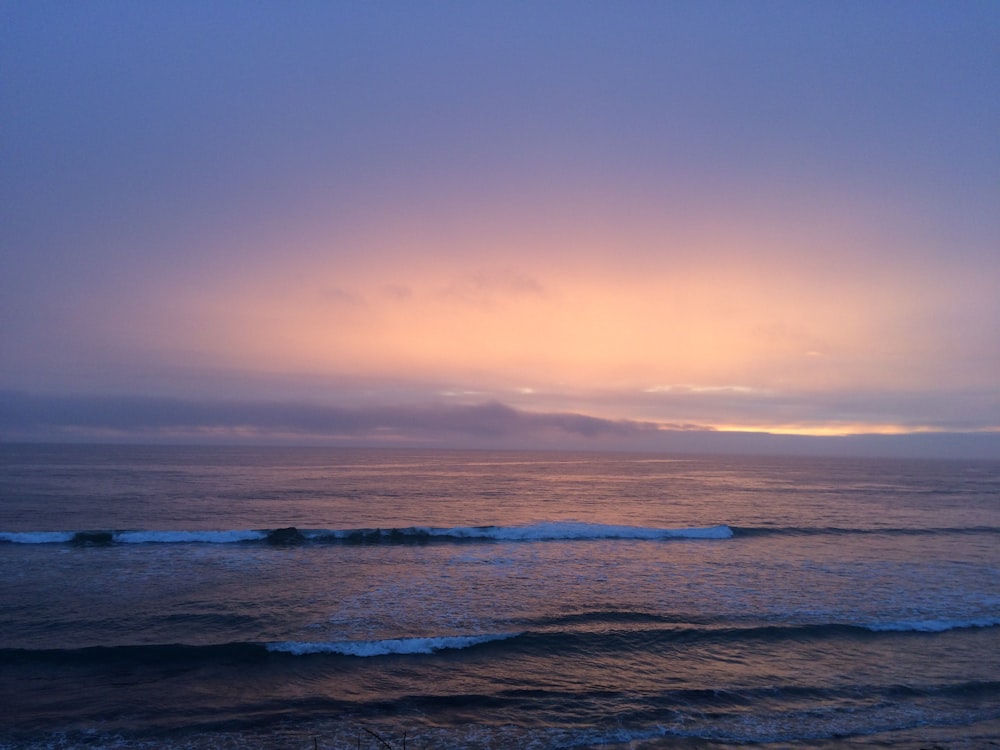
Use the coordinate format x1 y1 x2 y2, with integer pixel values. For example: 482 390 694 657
2 2 998 456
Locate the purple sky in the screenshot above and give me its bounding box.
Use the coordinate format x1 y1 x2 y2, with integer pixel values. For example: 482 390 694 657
2 2 998 457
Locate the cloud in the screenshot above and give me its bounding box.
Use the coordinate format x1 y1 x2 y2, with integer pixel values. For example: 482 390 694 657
381 284 413 301
437 267 546 308
644 384 763 395
0 392 659 445
319 287 366 307
612 383 1000 436
3 391 999 459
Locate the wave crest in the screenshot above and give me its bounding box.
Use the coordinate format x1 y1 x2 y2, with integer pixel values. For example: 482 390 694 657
866 617 1000 633
266 632 520 657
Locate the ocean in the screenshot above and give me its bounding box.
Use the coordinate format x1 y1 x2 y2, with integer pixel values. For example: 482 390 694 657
1 444 998 749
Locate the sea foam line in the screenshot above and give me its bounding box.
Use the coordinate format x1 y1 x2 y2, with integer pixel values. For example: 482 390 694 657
116 530 267 544
406 522 733 541
0 531 76 544
266 632 520 656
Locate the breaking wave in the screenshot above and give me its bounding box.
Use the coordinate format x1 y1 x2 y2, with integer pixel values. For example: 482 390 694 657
266 632 519 656
3 617 996 670
866 617 1000 633
4 524 994 547
0 522 733 546
0 521 1000 547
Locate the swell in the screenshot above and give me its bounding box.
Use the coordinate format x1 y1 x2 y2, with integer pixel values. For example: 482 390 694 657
516 619 1000 656
6 682 999 749
5 617 996 667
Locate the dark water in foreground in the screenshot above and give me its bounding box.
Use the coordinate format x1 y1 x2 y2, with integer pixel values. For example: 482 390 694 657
1 445 998 749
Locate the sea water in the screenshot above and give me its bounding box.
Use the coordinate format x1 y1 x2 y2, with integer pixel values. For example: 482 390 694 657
0 444 997 749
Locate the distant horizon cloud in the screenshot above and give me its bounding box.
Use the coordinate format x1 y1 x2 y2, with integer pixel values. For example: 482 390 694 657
1 391 998 460
0 391 680 441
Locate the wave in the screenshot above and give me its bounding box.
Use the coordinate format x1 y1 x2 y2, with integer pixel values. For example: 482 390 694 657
731 618 1000 639
0 522 733 546
5 524 994 547
731 525 1000 537
416 521 733 541
517 618 1000 650
0 531 78 544
866 617 1000 633
4 617 996 669
0 633 521 667
0 530 269 545
706 618 1000 638
266 632 520 656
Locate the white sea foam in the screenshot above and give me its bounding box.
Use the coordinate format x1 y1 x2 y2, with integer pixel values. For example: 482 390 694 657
866 617 1000 633
430 522 733 541
0 531 76 544
266 632 520 656
115 530 268 544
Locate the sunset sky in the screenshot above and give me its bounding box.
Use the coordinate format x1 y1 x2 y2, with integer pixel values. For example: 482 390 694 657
2 2 998 456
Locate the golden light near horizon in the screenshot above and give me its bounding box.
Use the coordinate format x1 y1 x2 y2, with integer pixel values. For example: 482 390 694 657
124 194 994 440
708 423 997 438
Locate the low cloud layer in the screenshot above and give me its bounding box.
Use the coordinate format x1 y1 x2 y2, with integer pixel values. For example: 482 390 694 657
2 392 998 460
0 392 665 443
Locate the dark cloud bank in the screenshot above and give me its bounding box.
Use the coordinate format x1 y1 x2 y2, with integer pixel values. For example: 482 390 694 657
2 392 998 460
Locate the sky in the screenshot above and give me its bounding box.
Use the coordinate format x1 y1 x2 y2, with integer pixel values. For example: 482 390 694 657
2 1 999 457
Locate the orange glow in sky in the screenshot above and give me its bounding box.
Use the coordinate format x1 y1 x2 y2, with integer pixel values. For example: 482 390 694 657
118 197 995 437
3 3 997 452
